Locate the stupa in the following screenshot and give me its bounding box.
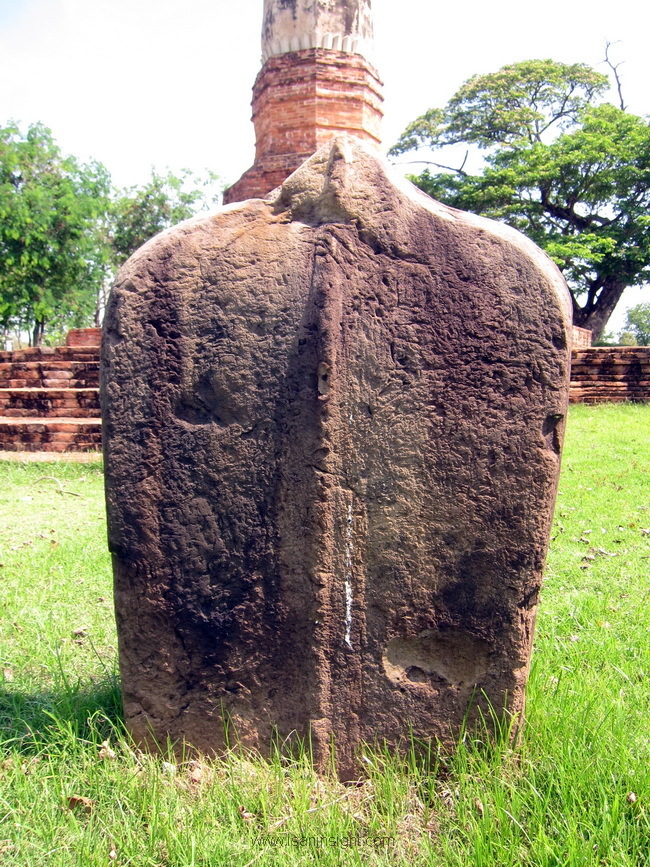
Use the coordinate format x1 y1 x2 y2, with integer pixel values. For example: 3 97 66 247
224 0 383 203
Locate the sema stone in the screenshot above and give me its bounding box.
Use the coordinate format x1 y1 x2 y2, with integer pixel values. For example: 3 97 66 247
101 137 572 779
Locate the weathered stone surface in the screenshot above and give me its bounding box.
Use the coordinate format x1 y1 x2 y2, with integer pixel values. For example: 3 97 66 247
102 137 572 779
262 0 374 63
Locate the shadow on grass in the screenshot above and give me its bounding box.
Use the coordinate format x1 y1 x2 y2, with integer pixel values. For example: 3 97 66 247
0 673 123 753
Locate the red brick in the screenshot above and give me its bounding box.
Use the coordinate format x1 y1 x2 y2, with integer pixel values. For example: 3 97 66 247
569 347 650 403
66 328 102 348
224 49 383 203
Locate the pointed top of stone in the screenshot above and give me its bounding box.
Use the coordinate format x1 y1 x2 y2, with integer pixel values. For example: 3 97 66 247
272 136 575 316
262 0 374 63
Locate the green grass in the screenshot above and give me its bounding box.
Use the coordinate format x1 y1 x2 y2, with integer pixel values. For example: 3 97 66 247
0 403 648 865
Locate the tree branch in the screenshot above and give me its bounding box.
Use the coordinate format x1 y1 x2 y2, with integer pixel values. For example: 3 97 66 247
393 158 469 177
603 41 627 112
538 187 595 231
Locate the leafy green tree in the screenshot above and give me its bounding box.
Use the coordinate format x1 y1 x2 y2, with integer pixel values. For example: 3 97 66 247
0 123 223 344
390 60 650 340
624 302 650 345
95 169 222 323
110 169 222 266
0 122 111 345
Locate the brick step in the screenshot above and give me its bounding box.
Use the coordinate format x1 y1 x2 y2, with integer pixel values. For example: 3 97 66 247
572 383 650 390
569 395 648 404
0 360 100 389
571 383 650 390
569 388 648 398
569 388 650 400
571 369 650 377
570 383 650 391
573 348 650 356
0 388 100 417
571 363 650 371
0 347 100 364
569 379 650 392
0 417 102 452
0 376 99 389
2 379 98 390
570 377 650 385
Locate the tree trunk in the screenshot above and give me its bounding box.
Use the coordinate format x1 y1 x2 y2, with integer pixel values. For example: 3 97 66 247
574 277 627 342
32 320 45 347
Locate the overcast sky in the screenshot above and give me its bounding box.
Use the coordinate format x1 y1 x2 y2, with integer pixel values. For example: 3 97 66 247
1 0 648 329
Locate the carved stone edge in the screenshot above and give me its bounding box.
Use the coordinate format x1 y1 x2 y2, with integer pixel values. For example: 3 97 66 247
262 32 372 63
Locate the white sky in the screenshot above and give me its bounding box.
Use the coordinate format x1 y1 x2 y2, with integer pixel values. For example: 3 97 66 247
1 0 649 331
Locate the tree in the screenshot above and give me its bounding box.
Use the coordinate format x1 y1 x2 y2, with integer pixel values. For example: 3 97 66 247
110 169 222 266
96 169 222 323
625 302 650 345
390 59 650 340
0 122 111 345
0 123 223 343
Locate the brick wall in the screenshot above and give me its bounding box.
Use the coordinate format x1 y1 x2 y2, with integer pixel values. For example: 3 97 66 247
66 327 102 348
0 337 102 452
572 326 592 349
570 347 650 403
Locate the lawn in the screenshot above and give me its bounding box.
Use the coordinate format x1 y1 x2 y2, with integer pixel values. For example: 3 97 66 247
0 403 648 866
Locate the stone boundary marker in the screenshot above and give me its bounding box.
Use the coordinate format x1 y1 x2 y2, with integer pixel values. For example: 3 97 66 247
102 138 572 779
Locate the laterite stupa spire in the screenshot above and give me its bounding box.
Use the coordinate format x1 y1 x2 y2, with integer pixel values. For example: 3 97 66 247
224 0 383 204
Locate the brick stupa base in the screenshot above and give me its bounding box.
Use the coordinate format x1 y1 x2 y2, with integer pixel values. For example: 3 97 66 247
224 49 383 203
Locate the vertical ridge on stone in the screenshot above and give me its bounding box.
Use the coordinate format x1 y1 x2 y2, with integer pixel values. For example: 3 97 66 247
224 0 383 204
102 138 572 779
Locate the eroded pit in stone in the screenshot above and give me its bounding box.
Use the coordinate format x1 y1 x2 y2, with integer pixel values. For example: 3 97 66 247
383 628 493 687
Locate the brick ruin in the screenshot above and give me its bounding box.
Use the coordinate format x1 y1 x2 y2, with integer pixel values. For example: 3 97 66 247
569 347 650 404
0 329 101 453
224 0 382 203
572 326 593 350
3 335 644 455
